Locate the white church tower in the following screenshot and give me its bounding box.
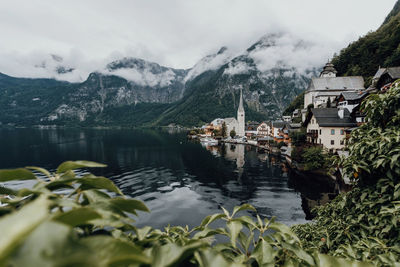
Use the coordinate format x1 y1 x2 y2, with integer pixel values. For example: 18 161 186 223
237 89 245 136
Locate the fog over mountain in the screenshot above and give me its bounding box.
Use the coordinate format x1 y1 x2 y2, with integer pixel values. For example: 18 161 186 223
0 1 396 83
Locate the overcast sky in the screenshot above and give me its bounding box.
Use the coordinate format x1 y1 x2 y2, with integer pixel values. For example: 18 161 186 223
0 0 397 81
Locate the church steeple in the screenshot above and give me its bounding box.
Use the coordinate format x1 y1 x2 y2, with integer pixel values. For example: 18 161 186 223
320 61 337 77
238 88 244 112
237 89 245 136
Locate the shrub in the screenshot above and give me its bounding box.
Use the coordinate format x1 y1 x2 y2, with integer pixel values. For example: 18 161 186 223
277 141 285 148
302 146 326 171
290 129 306 146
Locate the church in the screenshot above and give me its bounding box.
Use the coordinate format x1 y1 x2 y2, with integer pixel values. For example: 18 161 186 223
224 89 245 137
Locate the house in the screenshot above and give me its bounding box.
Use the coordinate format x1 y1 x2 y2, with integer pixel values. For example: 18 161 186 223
292 109 300 118
245 121 260 137
257 122 271 137
336 91 368 113
335 91 369 125
271 121 286 142
370 66 400 91
304 62 365 108
282 116 292 122
257 136 274 146
305 108 357 151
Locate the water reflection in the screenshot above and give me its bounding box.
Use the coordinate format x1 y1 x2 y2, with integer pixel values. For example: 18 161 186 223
0 128 337 228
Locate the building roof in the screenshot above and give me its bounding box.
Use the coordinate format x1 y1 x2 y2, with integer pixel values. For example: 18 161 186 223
315 91 344 97
386 67 400 79
311 108 357 127
271 121 286 128
373 67 387 79
224 117 237 124
308 76 364 91
373 67 400 80
257 136 274 141
289 123 302 128
339 91 368 101
320 62 337 76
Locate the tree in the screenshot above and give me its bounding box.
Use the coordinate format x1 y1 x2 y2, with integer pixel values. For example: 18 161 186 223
290 129 306 146
302 146 326 170
212 129 219 136
230 129 236 138
221 122 227 137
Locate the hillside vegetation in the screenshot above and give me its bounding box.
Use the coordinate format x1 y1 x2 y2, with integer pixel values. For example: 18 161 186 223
331 0 400 85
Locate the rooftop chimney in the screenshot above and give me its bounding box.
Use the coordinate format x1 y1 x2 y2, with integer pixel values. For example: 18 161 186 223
338 107 344 119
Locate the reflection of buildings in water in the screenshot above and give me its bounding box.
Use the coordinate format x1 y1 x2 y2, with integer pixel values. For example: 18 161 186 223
257 153 269 162
224 144 245 178
280 163 288 177
204 145 221 157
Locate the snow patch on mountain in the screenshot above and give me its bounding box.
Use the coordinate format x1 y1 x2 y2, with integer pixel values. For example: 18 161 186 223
184 47 232 82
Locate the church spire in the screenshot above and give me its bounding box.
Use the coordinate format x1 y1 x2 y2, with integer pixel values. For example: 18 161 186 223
236 89 245 137
238 89 244 112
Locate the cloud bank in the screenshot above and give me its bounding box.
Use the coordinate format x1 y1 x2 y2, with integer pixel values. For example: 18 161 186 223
0 1 396 82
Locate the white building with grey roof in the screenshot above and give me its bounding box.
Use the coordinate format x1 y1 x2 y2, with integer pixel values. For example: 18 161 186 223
304 62 365 108
304 108 357 151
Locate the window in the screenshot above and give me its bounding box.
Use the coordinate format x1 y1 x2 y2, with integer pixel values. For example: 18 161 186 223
319 139 321 144
340 139 344 145
319 129 321 135
331 129 335 135
331 140 334 145
340 129 344 135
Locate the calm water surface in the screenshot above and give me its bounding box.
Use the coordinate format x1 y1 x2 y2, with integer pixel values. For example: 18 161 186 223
0 128 335 228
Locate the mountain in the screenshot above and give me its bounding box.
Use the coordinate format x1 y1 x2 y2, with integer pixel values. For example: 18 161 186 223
156 34 314 126
37 58 189 124
0 72 74 126
0 34 315 127
331 0 400 86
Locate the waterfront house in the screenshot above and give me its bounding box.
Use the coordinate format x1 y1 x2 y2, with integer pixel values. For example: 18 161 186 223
304 62 364 108
280 123 302 145
245 121 260 137
304 108 357 152
257 122 271 137
257 136 274 146
203 118 224 136
271 121 286 143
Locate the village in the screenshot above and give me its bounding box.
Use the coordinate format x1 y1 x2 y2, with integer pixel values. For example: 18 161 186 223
189 62 400 179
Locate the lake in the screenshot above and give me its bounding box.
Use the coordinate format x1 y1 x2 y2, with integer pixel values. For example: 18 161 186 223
0 128 337 228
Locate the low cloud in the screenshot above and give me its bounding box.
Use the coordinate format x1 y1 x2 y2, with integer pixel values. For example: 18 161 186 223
222 31 341 77
102 68 177 87
184 47 233 82
249 32 337 75
223 61 254 76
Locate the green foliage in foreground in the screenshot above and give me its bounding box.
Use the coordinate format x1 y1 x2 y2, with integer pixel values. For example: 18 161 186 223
0 161 370 267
